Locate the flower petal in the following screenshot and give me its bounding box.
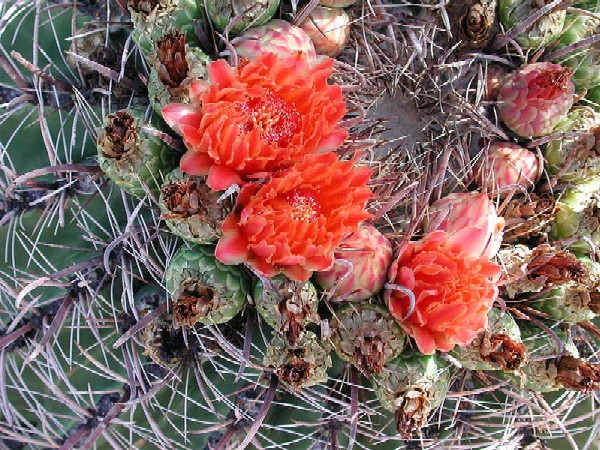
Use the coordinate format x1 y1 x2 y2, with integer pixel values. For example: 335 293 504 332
206 165 243 191
216 230 248 265
161 104 202 134
180 151 212 176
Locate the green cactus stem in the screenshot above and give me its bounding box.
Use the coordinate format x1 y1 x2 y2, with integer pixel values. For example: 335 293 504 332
544 107 600 181
206 0 280 34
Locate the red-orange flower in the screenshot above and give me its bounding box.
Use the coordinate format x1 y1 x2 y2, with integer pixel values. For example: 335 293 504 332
385 231 501 355
215 153 372 281
162 52 347 191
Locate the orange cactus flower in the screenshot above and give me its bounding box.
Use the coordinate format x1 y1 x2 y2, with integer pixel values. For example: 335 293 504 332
162 52 348 191
385 231 501 355
215 153 372 281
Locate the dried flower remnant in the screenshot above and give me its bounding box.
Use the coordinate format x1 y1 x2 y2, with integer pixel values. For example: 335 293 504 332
330 304 405 376
373 353 450 439
385 231 501 355
555 356 600 392
498 62 575 137
135 287 189 365
148 31 210 111
97 109 177 197
98 111 137 160
155 32 188 87
127 0 202 55
459 0 497 44
263 332 331 390
159 169 231 243
589 292 600 314
504 322 581 392
481 333 527 371
128 0 165 14
162 53 347 190
451 309 527 371
254 276 320 346
502 193 556 243
499 244 588 300
172 280 217 328
216 153 372 282
165 244 250 326
526 246 587 284
526 258 600 323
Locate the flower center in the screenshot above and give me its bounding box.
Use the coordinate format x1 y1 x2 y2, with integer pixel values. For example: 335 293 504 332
238 90 301 146
286 189 321 223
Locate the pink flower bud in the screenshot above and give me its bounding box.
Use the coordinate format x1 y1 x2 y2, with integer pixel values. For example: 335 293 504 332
476 141 540 198
497 62 575 137
232 19 317 63
299 6 351 57
313 223 393 302
425 192 505 259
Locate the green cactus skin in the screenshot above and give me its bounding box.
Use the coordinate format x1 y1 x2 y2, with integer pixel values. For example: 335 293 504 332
329 303 405 377
164 244 250 326
555 14 600 90
97 109 178 198
550 174 600 241
128 0 203 55
159 169 230 244
206 0 280 34
148 45 210 113
253 275 320 346
587 84 600 111
573 0 599 10
263 331 332 391
450 308 527 372
498 0 566 49
544 107 600 181
372 352 451 439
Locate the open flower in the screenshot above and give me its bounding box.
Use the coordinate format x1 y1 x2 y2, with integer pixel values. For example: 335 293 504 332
385 231 501 355
425 192 505 259
162 52 347 190
215 153 372 281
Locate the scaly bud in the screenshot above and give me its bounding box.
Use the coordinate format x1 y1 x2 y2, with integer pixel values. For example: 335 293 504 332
497 62 575 137
330 303 405 376
97 109 177 198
